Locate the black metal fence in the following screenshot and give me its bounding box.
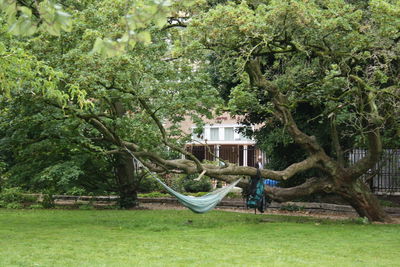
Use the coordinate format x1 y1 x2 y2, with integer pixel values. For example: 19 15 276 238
348 149 400 193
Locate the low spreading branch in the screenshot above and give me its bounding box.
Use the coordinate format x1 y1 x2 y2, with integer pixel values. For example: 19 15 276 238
265 177 333 202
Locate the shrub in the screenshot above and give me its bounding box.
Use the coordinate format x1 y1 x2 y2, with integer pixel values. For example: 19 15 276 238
6 202 23 209
138 192 170 198
182 174 212 193
353 217 371 225
139 176 163 193
226 192 242 199
0 187 39 208
184 179 212 193
41 193 55 208
0 187 25 203
29 204 44 209
66 187 87 196
280 204 305 212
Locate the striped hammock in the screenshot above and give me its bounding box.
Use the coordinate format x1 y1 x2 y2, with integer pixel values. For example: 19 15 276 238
124 147 241 213
155 177 241 213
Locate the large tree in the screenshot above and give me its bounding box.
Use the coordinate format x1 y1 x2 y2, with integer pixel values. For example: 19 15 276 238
1 0 399 221
169 0 400 222
128 0 399 222
0 0 219 207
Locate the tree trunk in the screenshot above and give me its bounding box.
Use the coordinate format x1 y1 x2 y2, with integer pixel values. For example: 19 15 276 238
336 180 392 222
115 154 139 208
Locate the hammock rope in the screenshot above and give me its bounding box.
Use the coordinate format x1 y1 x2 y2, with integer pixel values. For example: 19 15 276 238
123 147 241 213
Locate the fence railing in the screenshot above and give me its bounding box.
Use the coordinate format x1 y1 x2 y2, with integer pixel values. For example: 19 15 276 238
348 149 400 193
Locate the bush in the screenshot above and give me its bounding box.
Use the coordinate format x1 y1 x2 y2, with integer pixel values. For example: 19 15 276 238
183 175 212 193
66 187 87 196
0 187 39 208
6 202 23 209
29 204 44 209
280 204 305 212
170 174 186 192
41 193 55 208
0 187 26 203
226 192 242 199
139 176 163 193
138 192 170 198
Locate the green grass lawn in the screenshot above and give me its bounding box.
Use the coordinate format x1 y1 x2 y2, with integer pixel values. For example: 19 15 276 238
0 209 399 267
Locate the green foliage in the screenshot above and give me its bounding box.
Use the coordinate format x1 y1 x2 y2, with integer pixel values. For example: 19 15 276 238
0 187 27 203
88 0 199 57
66 187 87 196
138 176 163 193
169 174 186 192
34 162 83 191
0 187 38 208
226 191 241 199
279 204 305 212
29 203 44 209
0 42 64 102
138 192 170 198
0 0 72 36
182 174 212 193
379 199 400 208
5 202 23 209
353 216 371 225
41 192 55 209
183 0 400 189
1 0 221 204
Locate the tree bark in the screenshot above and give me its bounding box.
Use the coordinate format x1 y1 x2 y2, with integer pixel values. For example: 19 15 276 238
115 153 139 208
336 179 392 222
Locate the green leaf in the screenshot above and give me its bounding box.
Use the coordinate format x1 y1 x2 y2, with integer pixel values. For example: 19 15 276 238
136 31 152 44
18 6 32 16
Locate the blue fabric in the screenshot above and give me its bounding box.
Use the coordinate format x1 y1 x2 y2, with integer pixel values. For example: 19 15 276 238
264 179 279 187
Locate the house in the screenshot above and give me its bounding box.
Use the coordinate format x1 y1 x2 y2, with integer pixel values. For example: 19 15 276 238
177 113 264 167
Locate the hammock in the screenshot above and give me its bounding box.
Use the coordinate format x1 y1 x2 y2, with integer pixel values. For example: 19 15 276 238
155 177 241 213
124 148 241 213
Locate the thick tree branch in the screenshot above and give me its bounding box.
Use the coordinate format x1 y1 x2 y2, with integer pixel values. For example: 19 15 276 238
347 75 383 179
330 117 345 167
136 97 205 173
85 117 119 144
265 177 333 202
163 17 188 30
121 145 321 181
245 59 325 155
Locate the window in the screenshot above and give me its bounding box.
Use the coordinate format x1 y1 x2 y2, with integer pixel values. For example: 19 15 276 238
224 127 234 141
240 132 251 141
191 128 204 141
237 127 252 141
210 128 219 141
